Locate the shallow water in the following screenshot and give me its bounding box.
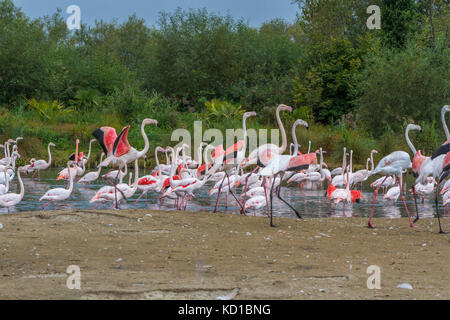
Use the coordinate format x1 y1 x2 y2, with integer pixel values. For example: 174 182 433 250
0 168 448 220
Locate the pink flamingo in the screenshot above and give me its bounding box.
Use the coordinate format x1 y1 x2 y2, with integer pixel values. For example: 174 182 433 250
134 147 167 207
212 111 256 213
259 119 317 226
242 104 291 168
92 118 157 208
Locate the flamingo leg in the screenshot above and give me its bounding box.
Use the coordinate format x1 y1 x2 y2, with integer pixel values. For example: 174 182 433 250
269 174 276 228
411 184 420 223
262 177 270 218
226 172 245 214
133 192 145 207
41 201 52 210
93 202 101 210
368 176 388 228
225 190 228 208
214 175 226 213
276 173 302 219
398 175 416 228
434 183 448 234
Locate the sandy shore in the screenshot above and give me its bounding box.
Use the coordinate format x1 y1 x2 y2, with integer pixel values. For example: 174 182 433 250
0 209 448 300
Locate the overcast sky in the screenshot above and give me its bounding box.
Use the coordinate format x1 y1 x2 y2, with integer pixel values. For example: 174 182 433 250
13 0 300 27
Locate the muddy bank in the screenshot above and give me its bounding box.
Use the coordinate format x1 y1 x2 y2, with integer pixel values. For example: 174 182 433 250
0 209 448 299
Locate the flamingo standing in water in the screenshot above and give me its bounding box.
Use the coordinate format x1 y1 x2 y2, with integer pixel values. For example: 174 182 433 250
78 153 105 184
40 162 75 210
212 111 256 213
352 150 378 188
134 146 167 207
259 119 317 226
0 167 10 195
0 166 25 213
92 118 158 208
31 142 56 179
242 104 292 168
368 151 415 229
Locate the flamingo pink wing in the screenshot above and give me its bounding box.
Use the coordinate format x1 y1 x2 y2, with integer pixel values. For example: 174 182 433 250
92 126 117 156
113 126 131 157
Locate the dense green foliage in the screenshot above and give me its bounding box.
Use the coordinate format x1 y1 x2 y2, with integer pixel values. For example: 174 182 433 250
0 0 448 165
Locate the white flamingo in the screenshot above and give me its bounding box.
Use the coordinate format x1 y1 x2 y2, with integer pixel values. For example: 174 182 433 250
40 162 75 210
368 151 414 229
31 142 55 179
78 153 105 184
0 166 25 213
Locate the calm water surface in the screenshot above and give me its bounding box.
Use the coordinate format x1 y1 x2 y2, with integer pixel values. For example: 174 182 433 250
1 168 448 221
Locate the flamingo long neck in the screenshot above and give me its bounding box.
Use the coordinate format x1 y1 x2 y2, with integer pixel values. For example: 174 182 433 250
6 142 11 162
170 147 179 184
75 140 79 162
97 154 104 175
138 120 150 157
3 143 7 159
345 170 350 191
319 148 323 170
307 141 311 154
197 144 204 166
319 149 326 181
349 151 353 174
366 158 370 172
166 149 171 165
342 148 347 172
204 146 211 167
17 169 24 200
67 165 74 194
370 151 375 171
155 147 162 179
442 107 450 140
405 126 417 155
3 169 9 192
241 115 252 160
10 153 17 171
292 123 300 156
47 143 52 167
276 107 287 154
132 159 139 190
86 140 94 162
119 165 127 184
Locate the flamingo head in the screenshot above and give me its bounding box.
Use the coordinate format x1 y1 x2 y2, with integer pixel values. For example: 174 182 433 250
244 111 257 119
278 104 293 112
293 119 309 130
143 118 158 126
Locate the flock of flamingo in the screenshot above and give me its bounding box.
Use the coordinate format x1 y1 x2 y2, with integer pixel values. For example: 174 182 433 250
0 104 449 233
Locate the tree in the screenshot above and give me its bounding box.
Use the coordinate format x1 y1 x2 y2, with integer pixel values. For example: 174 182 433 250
356 42 449 136
380 0 418 48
